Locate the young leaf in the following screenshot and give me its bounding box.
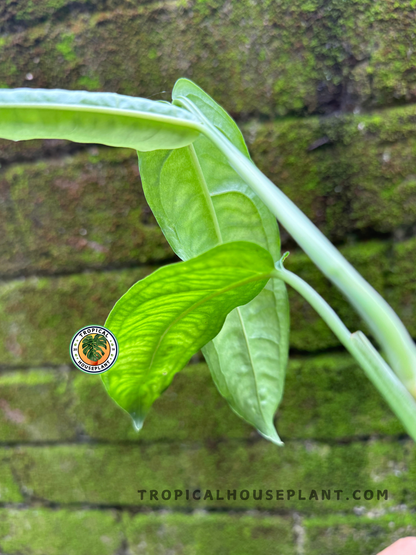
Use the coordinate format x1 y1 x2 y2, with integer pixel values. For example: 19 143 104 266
0 89 201 151
102 241 274 433
138 79 289 445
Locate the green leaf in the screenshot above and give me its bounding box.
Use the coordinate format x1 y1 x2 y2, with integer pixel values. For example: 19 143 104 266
0 88 201 151
101 241 274 434
138 79 289 445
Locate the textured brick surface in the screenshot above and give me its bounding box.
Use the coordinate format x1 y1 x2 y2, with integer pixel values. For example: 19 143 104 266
1 440 409 513
2 1 416 116
0 355 403 444
0 239 414 364
123 512 295 555
0 508 123 555
1 2 416 553
0 147 171 277
3 104 416 278
303 514 416 555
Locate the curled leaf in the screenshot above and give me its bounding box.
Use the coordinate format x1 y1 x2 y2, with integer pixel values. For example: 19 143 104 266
0 88 201 151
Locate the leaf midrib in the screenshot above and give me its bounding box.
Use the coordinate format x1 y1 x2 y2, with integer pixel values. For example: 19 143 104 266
188 139 270 423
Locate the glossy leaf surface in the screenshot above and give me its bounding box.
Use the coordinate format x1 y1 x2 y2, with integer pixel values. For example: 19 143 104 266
138 79 289 445
102 242 274 431
0 88 201 151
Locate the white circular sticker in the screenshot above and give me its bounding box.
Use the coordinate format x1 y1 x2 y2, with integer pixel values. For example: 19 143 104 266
69 325 118 374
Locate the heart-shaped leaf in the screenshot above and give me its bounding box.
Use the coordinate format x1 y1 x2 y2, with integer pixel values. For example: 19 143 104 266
101 241 274 433
138 79 289 445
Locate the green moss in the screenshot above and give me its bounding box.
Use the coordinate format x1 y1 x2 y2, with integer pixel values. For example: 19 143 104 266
0 369 77 442
72 362 252 442
77 75 102 89
0 508 122 555
0 353 404 444
124 513 295 555
0 147 171 277
1 1 416 115
4 439 410 513
0 267 152 365
0 460 23 503
245 103 416 241
304 513 416 555
0 238 415 365
56 33 77 62
279 354 405 439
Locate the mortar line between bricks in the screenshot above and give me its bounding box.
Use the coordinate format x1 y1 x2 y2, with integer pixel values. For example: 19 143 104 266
292 512 306 555
0 434 410 449
0 141 98 168
3 2 416 122
0 259 179 283
0 232 408 283
0 346 351 374
0 500 411 518
0 0 184 34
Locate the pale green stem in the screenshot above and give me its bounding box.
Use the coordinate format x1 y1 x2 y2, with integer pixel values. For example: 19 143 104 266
272 259 416 442
174 96 416 396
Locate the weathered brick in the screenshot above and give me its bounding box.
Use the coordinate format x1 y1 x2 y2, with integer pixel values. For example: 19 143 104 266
0 458 23 502
72 362 252 442
0 353 404 444
303 513 416 555
246 106 416 243
0 266 151 365
0 508 123 555
74 355 404 442
278 354 405 440
123 512 295 555
0 148 170 277
1 2 416 115
3 105 416 277
0 368 77 441
1 239 414 364
3 440 410 513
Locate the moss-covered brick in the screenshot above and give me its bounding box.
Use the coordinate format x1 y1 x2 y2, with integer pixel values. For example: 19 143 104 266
0 266 152 365
0 353 404 444
0 148 171 277
0 508 123 555
0 458 23 502
3 439 411 513
0 369 77 441
0 0 133 26
3 104 416 276
286 238 416 351
2 2 416 115
278 354 405 440
123 512 295 555
74 354 404 442
1 238 415 364
303 513 416 555
284 241 390 351
245 105 416 242
0 138 77 164
72 362 253 442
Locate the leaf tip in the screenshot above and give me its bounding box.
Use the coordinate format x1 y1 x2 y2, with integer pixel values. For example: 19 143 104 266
130 411 147 432
258 428 284 447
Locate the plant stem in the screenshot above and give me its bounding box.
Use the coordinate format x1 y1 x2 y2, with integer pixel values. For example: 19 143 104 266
175 96 416 396
272 259 416 442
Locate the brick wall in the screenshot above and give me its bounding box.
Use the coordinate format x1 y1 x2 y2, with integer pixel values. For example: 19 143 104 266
1 1 416 553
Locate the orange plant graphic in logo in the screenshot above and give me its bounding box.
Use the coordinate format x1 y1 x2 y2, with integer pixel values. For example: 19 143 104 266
70 326 118 374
